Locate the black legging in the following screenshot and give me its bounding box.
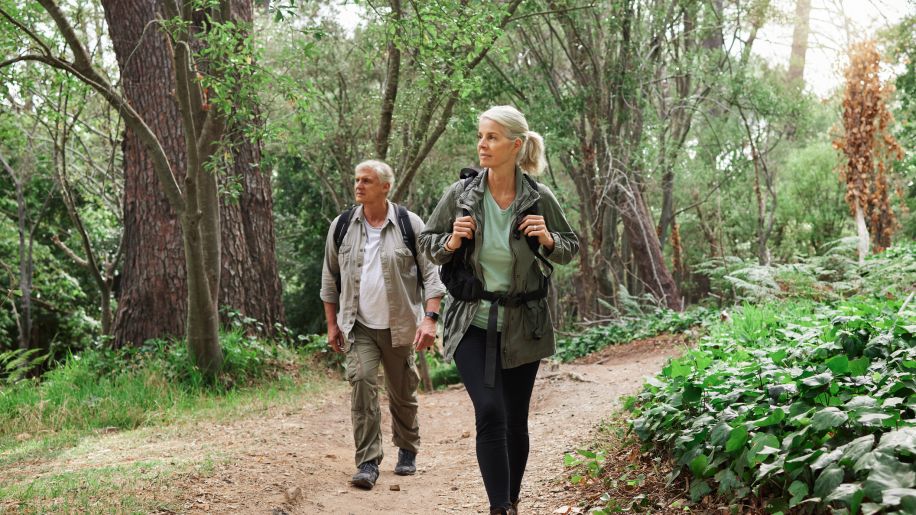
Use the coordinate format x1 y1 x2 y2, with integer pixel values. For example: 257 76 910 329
454 325 540 511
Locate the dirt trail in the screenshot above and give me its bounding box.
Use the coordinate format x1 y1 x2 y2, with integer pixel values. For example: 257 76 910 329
174 336 682 514
0 336 682 514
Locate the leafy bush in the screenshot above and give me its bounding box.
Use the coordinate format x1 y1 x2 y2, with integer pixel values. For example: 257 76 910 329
554 307 716 362
631 296 916 513
697 241 916 305
424 349 460 389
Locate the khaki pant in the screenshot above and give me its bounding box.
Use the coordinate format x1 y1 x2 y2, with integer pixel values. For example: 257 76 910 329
346 321 421 467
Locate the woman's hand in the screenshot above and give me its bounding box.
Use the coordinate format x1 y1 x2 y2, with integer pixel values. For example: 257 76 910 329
518 214 555 251
446 215 477 251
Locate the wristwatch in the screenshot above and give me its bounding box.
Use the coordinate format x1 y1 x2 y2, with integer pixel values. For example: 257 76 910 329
424 311 440 321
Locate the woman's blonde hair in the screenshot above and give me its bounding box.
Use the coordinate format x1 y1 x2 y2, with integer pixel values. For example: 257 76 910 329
479 105 546 175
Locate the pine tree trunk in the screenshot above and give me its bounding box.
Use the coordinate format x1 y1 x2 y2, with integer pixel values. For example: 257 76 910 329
102 0 284 346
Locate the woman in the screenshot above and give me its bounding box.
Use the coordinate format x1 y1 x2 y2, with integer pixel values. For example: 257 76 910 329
419 106 579 514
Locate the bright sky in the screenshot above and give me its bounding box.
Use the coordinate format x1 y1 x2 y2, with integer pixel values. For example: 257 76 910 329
326 0 914 98
754 0 914 97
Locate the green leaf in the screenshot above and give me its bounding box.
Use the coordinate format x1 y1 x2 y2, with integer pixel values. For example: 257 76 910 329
811 407 848 431
826 355 849 374
839 435 875 466
689 478 712 502
753 407 786 428
801 371 833 387
845 395 877 409
715 468 743 494
669 359 692 378
882 488 916 507
855 412 893 426
848 357 870 376
770 348 787 365
563 453 579 467
689 454 709 478
875 427 916 455
788 480 809 507
683 383 703 403
813 464 844 499
710 422 732 446
825 483 865 514
725 426 748 453
863 452 916 501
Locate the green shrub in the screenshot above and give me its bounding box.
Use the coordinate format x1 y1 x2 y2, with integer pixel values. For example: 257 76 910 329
631 295 916 512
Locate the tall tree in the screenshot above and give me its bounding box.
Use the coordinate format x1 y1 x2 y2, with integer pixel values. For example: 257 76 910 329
100 0 284 346
0 0 273 373
787 0 811 85
511 0 734 313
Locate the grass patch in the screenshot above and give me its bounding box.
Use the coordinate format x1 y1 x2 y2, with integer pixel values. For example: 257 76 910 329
0 329 335 512
0 329 324 439
0 459 197 514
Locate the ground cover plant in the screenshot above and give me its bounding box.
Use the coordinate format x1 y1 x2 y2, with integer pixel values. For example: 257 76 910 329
555 307 716 363
631 294 916 514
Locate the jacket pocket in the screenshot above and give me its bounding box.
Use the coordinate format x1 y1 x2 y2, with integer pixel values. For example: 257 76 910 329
338 244 353 269
522 299 547 340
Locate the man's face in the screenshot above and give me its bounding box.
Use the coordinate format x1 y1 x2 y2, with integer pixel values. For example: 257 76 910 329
354 167 390 205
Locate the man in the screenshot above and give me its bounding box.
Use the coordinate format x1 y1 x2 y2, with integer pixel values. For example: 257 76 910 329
321 159 446 490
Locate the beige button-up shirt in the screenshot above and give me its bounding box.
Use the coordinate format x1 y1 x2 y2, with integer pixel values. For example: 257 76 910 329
321 202 446 351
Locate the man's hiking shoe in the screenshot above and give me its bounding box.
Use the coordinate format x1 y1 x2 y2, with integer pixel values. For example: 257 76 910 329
394 448 417 476
351 460 379 489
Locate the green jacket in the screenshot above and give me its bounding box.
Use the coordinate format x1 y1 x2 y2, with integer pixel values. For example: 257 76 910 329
419 169 579 368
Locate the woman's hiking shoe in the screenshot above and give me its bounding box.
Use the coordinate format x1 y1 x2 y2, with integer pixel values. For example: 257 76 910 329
351 460 379 489
394 448 417 476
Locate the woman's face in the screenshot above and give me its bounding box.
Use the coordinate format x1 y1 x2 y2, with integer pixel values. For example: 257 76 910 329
477 118 520 171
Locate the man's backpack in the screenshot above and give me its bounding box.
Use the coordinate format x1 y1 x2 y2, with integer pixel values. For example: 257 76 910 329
331 204 420 292
439 168 553 303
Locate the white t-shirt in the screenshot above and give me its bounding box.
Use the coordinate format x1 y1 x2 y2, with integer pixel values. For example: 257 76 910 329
356 220 390 329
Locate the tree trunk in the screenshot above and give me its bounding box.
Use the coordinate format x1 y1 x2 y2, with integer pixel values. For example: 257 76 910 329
753 155 770 266
102 0 284 346
788 0 812 85
855 201 869 265
618 183 682 311
14 175 31 350
416 350 433 392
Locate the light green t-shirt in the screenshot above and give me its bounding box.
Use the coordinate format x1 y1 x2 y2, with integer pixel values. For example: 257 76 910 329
471 183 514 331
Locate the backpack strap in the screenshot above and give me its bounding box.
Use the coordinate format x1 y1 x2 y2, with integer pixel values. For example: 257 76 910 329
517 175 554 277
333 206 356 251
395 205 422 291
332 206 356 292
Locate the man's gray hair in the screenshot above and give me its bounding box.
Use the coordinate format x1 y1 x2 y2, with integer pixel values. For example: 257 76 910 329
355 159 395 188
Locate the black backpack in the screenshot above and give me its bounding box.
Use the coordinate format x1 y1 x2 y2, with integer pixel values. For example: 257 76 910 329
332 204 420 292
439 168 553 304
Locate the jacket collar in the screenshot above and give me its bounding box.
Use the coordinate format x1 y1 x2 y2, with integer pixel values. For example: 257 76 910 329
352 200 396 227
458 167 540 213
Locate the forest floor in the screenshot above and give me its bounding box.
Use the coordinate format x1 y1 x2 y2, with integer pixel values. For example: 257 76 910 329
1 335 685 514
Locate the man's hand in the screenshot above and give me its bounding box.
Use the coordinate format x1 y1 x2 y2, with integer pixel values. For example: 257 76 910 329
414 317 437 351
328 323 345 353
